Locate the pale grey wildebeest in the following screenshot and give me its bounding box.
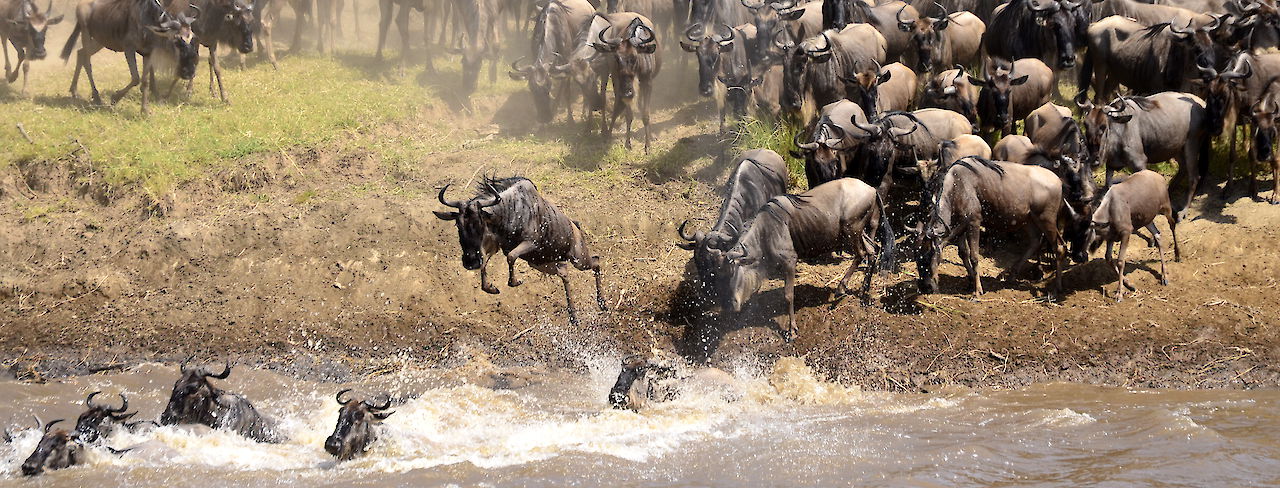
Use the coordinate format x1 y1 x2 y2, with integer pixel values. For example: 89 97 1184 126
1068 170 1181 301
61 0 200 115
676 149 789 301
918 156 1069 297
434 177 607 325
0 0 63 95
715 178 895 341
160 361 287 443
1095 91 1210 218
508 0 595 125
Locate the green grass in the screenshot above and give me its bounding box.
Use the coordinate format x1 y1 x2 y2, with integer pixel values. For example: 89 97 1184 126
733 115 806 189
3 54 422 196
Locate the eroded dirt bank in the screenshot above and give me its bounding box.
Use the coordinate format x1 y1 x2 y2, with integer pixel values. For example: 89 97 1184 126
3 85 1279 391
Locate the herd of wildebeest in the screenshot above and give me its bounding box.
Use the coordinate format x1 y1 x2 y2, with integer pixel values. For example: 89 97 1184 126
5 0 1280 476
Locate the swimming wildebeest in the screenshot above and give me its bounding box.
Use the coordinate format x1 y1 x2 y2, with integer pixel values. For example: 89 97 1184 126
188 0 254 103
591 13 661 152
160 361 287 443
61 0 200 115
677 149 788 300
1095 92 1210 217
895 3 984 75
607 354 740 410
0 0 63 95
74 392 138 443
1069 170 1181 301
325 389 394 461
918 156 1069 297
434 177 607 324
21 418 83 477
509 0 595 124
715 178 895 341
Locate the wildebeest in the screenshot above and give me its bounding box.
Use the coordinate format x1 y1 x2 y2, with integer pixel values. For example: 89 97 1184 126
839 61 917 115
919 157 1069 296
934 133 991 175
780 23 886 117
376 0 426 68
1096 92 1210 216
676 149 789 299
188 0 254 103
608 354 740 410
1079 16 1223 102
160 361 286 443
20 418 83 477
896 4 983 75
689 0 752 28
983 0 1087 69
679 22 755 128
1093 0 1214 29
751 62 783 116
324 389 394 461
716 178 895 341
1069 170 1181 300
434 177 607 324
794 99 868 187
61 0 200 115
715 24 760 126
1199 52 1280 198
452 0 503 101
974 58 1053 135
1249 82 1280 204
0 0 63 95
1024 101 1074 148
846 0 918 62
851 108 972 186
592 13 661 152
73 392 137 443
920 65 978 122
509 0 595 124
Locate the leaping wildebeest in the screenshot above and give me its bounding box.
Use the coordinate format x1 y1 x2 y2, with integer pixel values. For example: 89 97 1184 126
591 13 661 152
159 361 287 443
608 353 740 410
325 389 394 462
434 177 607 324
61 0 201 115
918 156 1069 297
1068 170 1180 301
715 178 896 341
0 0 63 95
676 149 789 300
188 0 254 103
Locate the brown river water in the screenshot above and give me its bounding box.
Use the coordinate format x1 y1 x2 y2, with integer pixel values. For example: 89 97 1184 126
1 357 1278 487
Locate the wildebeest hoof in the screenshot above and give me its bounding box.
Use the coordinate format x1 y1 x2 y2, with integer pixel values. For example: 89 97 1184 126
1161 278 1169 286
781 329 797 343
508 278 523 287
482 284 500 294
597 299 608 311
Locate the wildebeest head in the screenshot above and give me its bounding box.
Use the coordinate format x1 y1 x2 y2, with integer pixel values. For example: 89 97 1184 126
1197 54 1251 136
147 5 201 80
898 3 950 74
1027 0 1083 68
848 112 923 187
510 56 560 123
975 64 1030 132
608 355 677 410
720 240 770 313
780 32 832 114
324 389 394 461
225 0 255 54
922 67 978 123
680 23 736 97
1074 92 1107 168
794 118 852 184
160 360 232 426
5 0 64 59
1252 88 1279 162
593 17 657 100
839 62 890 115
21 418 81 477
74 392 136 443
434 183 503 271
676 219 736 299
741 0 795 67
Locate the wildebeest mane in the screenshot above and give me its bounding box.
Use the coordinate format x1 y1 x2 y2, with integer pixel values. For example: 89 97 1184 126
712 158 786 233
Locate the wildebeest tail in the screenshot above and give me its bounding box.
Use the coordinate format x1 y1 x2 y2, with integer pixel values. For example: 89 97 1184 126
61 23 82 62
875 193 897 273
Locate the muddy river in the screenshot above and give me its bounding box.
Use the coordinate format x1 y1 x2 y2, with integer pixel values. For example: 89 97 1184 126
1 358 1277 487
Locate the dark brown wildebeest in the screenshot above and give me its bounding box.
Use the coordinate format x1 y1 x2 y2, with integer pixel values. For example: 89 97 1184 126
1096 92 1210 217
509 0 595 124
591 13 661 152
839 61 917 115
984 0 1089 69
376 0 427 69
918 156 1069 297
20 418 83 477
848 107 972 194
1199 52 1280 199
844 0 917 63
159 361 286 443
895 4 982 75
1078 16 1223 103
325 389 394 461
920 66 978 123
0 0 63 95
607 354 739 410
452 0 504 102
1068 170 1180 301
678 21 749 124
434 177 607 324
73 392 138 443
780 23 887 117
677 149 788 300
974 57 1053 136
793 99 869 188
715 178 895 341
1248 81 1280 204
188 0 254 103
61 0 200 115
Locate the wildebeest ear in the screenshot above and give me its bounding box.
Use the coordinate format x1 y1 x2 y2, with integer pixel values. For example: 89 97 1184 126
372 411 394 421
736 256 757 266
1009 74 1030 86
675 241 697 251
679 41 698 52
432 211 459 221
46 15 64 25
810 52 833 64
780 8 805 20
878 70 893 84
637 43 657 54
1105 113 1134 124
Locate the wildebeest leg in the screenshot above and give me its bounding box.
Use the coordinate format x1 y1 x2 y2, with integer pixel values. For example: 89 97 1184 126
1225 124 1238 197
1270 152 1280 204
783 267 798 342
395 1 411 70
1148 222 1168 286
478 252 500 295
20 55 29 96
2 38 12 82
112 52 141 108
262 7 280 69
1167 209 1181 262
1002 226 1042 282
376 0 392 61
141 55 153 115
534 262 580 325
505 241 539 287
1113 233 1131 301
81 50 103 105
964 229 982 296
211 46 228 103
641 81 652 153
836 250 864 296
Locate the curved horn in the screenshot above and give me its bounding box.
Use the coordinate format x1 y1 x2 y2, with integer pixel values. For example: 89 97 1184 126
852 118 882 136
897 5 913 27
480 184 502 208
742 0 767 8
824 123 850 149
686 22 704 42
112 393 128 413
206 362 231 379
336 388 353 405
85 391 103 409
510 56 533 73
1205 13 1225 31
809 33 832 56
888 119 921 138
717 23 735 43
934 1 950 19
365 396 393 411
44 419 64 433
1029 0 1059 12
678 220 698 241
634 23 656 45
438 184 464 208
772 27 793 50
1197 56 1218 78
1169 20 1193 36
